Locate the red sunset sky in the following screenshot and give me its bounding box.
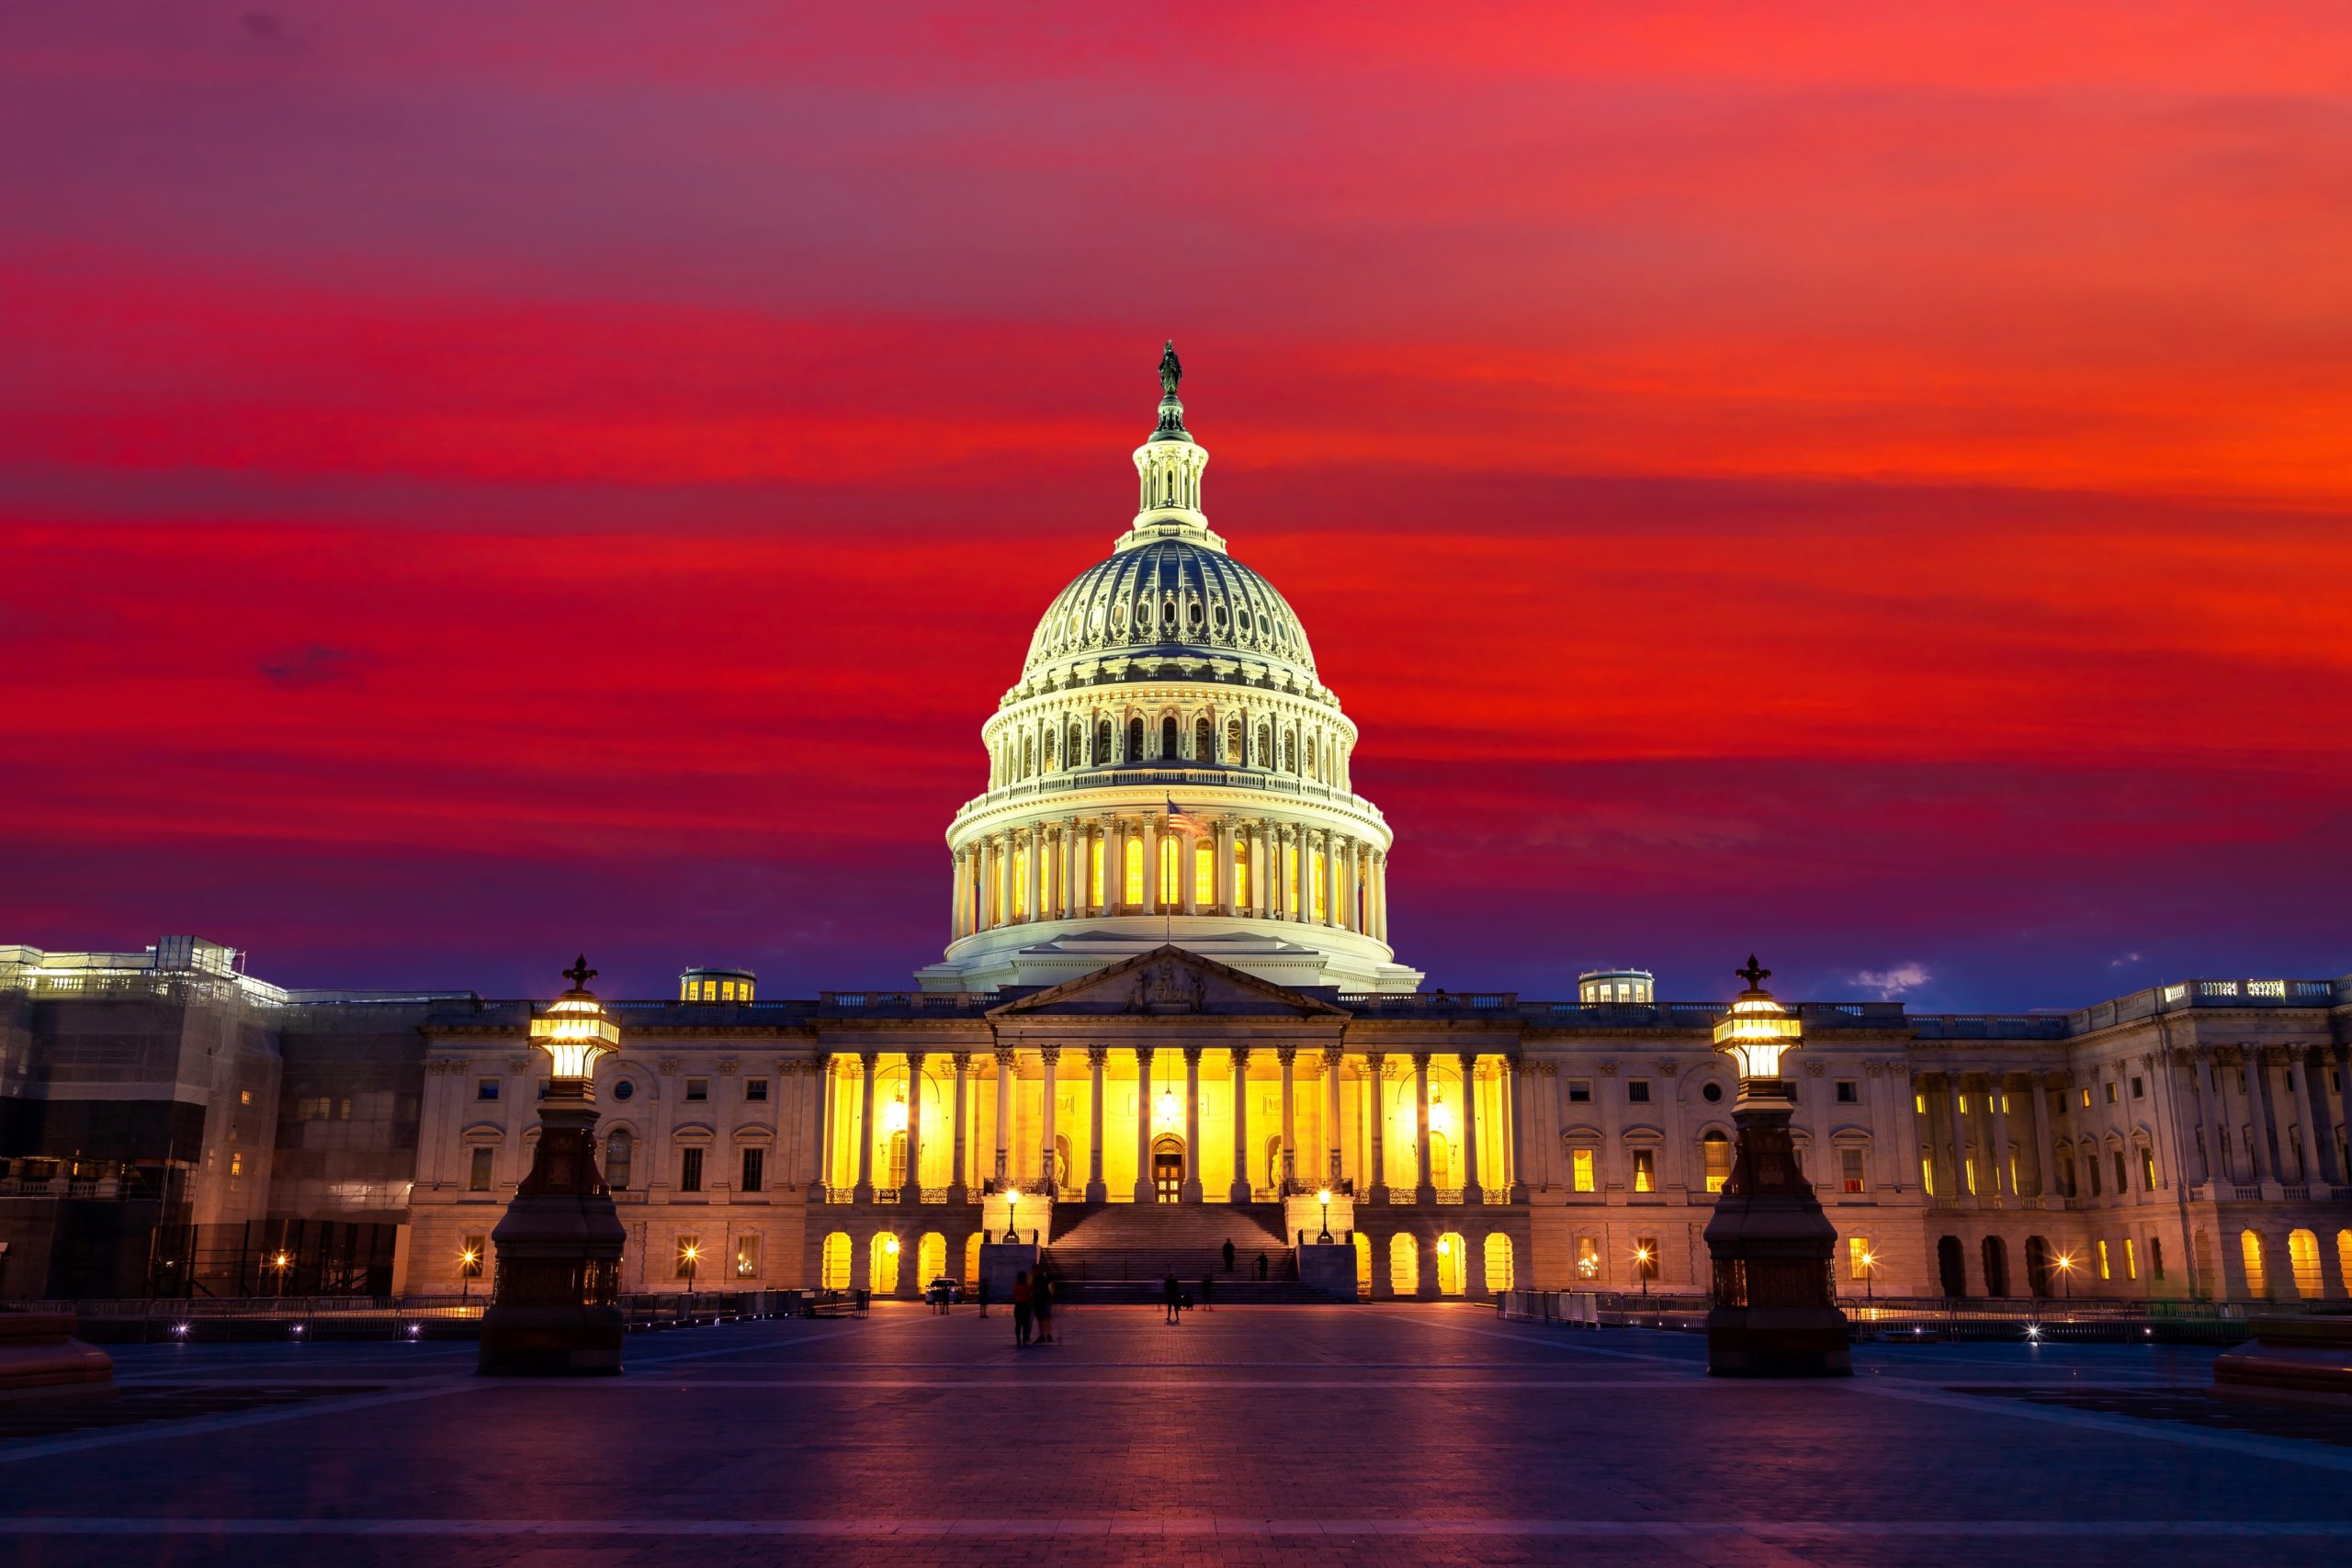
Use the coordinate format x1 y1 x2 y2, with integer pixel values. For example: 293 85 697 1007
3 3 2347 1007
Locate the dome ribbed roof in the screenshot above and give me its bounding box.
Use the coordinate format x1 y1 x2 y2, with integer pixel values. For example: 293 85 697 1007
1022 536 1318 682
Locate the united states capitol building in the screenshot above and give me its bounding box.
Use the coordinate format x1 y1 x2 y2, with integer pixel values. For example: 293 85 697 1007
4 352 2348 1308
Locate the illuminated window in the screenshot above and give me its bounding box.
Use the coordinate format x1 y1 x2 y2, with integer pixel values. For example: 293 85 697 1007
1914 1092 1926 1114
1125 838 1145 904
229 1151 243 1178
1958 1094 1970 1113
1310 849 1327 921
1575 1235 1600 1278
239 1089 253 1105
2097 1239 2111 1280
1282 840 1298 902
1233 839 1250 907
1194 842 1214 905
1159 834 1180 903
2080 1088 2092 1109
1702 1133 1731 1193
680 1147 705 1193
469 1147 494 1192
1841 1148 1867 1194
2139 1146 2156 1190
2289 1229 2322 1298
460 1235 486 1277
736 1235 761 1279
2240 1230 2267 1296
1922 1155 1935 1194
1091 837 1106 906
1632 1149 1655 1193
1226 718 1241 761
2123 1237 2137 1280
1572 1148 1595 1192
1012 845 1029 917
741 1147 764 1193
1849 1235 1874 1280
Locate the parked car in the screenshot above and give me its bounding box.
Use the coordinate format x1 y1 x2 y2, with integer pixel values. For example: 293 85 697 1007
927 1276 965 1303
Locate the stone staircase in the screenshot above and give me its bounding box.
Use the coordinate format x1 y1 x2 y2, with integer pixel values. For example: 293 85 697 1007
1046 1201 1328 1302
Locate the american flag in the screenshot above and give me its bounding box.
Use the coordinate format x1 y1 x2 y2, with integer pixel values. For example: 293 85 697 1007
1165 795 1208 836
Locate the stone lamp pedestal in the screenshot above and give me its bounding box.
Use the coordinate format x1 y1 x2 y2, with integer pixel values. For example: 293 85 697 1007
477 1091 627 1376
1702 1078 1850 1378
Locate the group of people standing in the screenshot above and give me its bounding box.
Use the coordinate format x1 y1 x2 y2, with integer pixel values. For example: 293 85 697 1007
1011 1266 1056 1346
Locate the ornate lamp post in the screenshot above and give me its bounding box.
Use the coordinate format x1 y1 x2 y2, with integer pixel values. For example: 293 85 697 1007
477 956 628 1376
1316 1188 1334 1245
1001 1187 1022 1244
1700 956 1851 1377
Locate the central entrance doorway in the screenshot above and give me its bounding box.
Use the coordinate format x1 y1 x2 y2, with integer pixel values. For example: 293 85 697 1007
1152 1135 1185 1203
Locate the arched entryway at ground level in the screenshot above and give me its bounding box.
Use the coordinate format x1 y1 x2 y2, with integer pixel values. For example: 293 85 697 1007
1937 1235 1967 1297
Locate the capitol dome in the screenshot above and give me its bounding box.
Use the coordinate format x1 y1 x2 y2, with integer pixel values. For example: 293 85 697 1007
913 345 1421 997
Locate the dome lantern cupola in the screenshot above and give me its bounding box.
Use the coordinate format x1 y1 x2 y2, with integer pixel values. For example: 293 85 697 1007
1126 340 1222 553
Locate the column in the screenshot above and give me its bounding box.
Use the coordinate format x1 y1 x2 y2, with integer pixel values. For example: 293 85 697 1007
1182 1047 1204 1201
949 1053 971 1201
1229 1048 1253 1202
1037 1046 1060 1194
1458 1053 1484 1201
1086 1048 1109 1201
1216 818 1236 916
1025 823 1043 923
1413 1052 1434 1201
1133 1048 1156 1202
1144 816 1161 911
1323 1047 1345 1186
1945 1073 1971 1199
901 1051 924 1203
813 1055 838 1195
1061 818 1079 919
949 848 966 938
1279 1047 1298 1188
1344 839 1362 932
2244 1048 2276 1184
1989 1073 2013 1199
1181 829 1198 916
993 1048 1015 1185
1326 834 1344 929
1290 826 1307 920
1504 1057 1526 1200
854 1052 877 1201
1372 852 1388 942
2286 1047 2323 1185
1366 1054 1388 1200
1094 817 1113 915
993 835 1011 930
2032 1074 2061 1199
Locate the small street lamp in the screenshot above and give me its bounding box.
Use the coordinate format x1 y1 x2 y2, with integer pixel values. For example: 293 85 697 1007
271 1249 292 1300
680 1241 701 1314
2054 1252 2074 1299
1634 1244 1653 1298
458 1247 480 1303
1860 1250 1877 1303
1001 1187 1022 1243
1316 1188 1334 1245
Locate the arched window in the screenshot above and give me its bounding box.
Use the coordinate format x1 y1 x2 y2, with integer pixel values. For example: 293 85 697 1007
603 1131 633 1190
1160 715 1180 759
1283 732 1296 773
820 1232 852 1290
1981 1235 2010 1298
1069 721 1084 765
1225 718 1241 763
1436 1233 1465 1294
1306 733 1319 780
1484 1233 1514 1292
1255 724 1270 766
1044 729 1057 771
2024 1235 2052 1296
1096 719 1112 765
1159 834 1180 906
1022 737 1034 779
1233 838 1251 908
1124 837 1144 905
1126 716 1144 762
1938 1235 1967 1297
1194 716 1212 761
1389 1233 1419 1295
2240 1229 2268 1298
870 1232 900 1295
2290 1229 2323 1298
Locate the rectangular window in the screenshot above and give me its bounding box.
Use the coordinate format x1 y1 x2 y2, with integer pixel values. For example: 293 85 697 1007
1572 1147 1595 1192
1127 837 1147 904
460 1235 486 1277
675 1235 701 1280
239 1089 253 1105
686 1077 709 1101
745 1078 769 1101
477 1078 500 1101
2112 1150 2128 1193
2081 1088 2092 1109
1160 834 1181 907
2123 1238 2138 1280
1632 1149 1655 1193
1921 1156 1935 1196
2104 1081 2118 1105
1091 838 1106 906
741 1147 764 1193
1841 1148 1866 1193
1194 842 1214 906
2151 1236 2166 1280
2140 1147 2156 1190
1836 1080 1859 1104
1232 840 1250 908
2088 1156 2102 1197
1634 1235 1660 1280
1309 848 1328 921
2131 1076 2144 1100
2098 1239 2112 1280
1702 1137 1731 1193
1575 1235 1600 1279
1849 1235 1874 1280
229 1151 243 1177
735 1235 761 1279
1627 1080 1651 1103
680 1147 705 1193
1915 1092 1927 1114
1566 1080 1591 1103
469 1147 494 1192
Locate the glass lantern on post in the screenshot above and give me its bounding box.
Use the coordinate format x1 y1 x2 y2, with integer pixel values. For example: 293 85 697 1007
477 956 629 1376
1699 956 1851 1377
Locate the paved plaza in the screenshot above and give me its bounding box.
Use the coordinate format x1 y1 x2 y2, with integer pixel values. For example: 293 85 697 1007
2 1306 2349 1566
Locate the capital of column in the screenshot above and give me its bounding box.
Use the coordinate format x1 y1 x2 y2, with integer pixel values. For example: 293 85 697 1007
1323 1045 1345 1069
1230 1046 1251 1068
1410 1051 1431 1070
951 1051 971 1072
1086 1046 1110 1070
1038 1045 1062 1068
1276 1045 1298 1066
1183 1046 1204 1066
993 1046 1016 1070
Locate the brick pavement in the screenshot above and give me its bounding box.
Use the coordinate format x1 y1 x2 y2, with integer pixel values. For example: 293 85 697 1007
1 1304 2347 1567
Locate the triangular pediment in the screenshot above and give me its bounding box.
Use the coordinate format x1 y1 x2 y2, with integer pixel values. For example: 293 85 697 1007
986 945 1349 1020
